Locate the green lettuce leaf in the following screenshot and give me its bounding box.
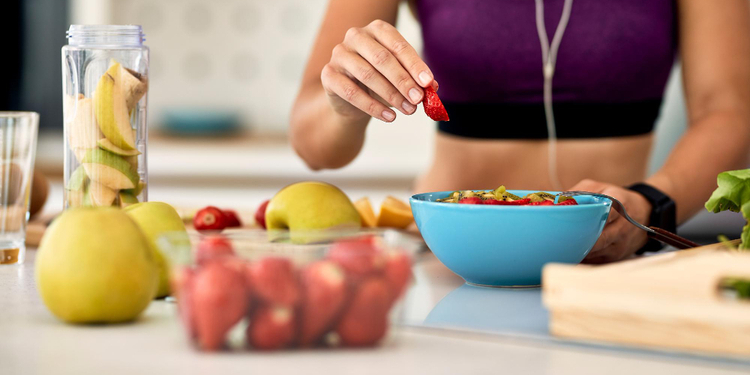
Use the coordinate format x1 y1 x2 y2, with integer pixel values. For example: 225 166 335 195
706 169 750 249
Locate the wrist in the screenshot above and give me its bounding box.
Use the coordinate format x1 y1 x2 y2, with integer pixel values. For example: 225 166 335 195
626 182 678 254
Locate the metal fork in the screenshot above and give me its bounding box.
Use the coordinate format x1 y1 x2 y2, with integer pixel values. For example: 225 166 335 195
559 191 700 250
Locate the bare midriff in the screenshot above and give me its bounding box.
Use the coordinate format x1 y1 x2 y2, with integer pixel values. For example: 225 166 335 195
413 132 654 193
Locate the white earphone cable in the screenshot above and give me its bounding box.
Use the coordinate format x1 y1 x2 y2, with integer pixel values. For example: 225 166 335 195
534 0 573 191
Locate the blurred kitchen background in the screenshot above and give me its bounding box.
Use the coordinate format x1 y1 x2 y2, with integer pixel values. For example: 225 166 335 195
5 0 743 240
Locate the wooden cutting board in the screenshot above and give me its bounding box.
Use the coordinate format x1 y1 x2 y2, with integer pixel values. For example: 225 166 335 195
542 243 750 357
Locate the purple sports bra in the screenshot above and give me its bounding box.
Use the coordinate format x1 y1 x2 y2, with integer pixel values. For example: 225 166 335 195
415 0 678 139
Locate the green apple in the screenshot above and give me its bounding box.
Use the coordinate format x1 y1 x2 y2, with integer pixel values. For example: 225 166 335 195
81 148 139 190
97 138 141 156
35 207 158 323
125 202 189 298
94 62 137 151
265 181 361 231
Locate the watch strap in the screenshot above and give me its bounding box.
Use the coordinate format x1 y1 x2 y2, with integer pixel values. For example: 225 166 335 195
626 183 677 254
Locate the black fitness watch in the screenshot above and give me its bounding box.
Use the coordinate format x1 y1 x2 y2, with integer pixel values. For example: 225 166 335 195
626 183 677 254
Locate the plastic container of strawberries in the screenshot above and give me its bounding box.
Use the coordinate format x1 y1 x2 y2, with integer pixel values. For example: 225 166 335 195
158 228 420 351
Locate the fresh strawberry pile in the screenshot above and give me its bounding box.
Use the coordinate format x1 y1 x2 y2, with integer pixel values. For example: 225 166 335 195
172 235 412 351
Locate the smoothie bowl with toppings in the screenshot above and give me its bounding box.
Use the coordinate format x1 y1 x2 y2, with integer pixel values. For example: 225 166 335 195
410 186 612 287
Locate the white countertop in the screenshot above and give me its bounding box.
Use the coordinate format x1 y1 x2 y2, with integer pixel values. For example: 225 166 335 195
3 249 749 375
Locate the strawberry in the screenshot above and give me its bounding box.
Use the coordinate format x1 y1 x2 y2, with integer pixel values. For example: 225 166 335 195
171 266 198 340
196 235 235 266
458 197 483 204
254 200 270 229
384 251 412 304
556 199 578 206
247 306 296 350
247 257 300 306
482 199 502 205
335 277 391 347
192 262 249 351
223 209 242 228
298 261 347 346
422 86 449 121
529 200 554 206
193 206 227 232
327 236 386 282
501 198 532 205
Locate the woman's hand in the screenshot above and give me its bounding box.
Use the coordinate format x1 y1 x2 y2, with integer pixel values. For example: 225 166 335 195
321 19 436 123
569 179 652 264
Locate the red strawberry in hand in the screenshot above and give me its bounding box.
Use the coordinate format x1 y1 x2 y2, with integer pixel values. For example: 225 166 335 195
422 86 449 121
298 261 347 346
194 206 227 232
254 200 270 229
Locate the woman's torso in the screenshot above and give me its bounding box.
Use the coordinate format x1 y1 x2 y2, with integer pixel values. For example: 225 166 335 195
411 0 677 192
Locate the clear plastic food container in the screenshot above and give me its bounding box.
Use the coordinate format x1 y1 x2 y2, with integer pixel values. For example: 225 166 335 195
158 229 420 351
61 25 149 209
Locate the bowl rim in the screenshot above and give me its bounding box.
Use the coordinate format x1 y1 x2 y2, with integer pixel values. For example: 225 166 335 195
410 189 612 209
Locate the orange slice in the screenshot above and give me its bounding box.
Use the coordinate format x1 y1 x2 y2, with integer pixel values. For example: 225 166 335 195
376 196 413 229
354 197 377 228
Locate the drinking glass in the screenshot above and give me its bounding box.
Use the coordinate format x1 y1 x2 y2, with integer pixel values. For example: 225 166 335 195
0 112 39 265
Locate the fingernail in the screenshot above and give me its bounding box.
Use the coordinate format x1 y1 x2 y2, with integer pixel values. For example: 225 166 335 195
418 71 432 86
409 88 422 103
402 101 416 113
382 110 395 122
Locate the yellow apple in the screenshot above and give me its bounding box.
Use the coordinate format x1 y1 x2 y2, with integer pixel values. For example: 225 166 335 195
125 202 189 298
265 181 361 231
35 207 158 323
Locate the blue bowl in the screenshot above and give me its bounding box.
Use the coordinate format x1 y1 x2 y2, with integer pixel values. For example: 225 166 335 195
410 190 612 287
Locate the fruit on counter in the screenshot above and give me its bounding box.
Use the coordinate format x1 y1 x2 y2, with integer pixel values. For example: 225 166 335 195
439 186 578 206
706 169 750 249
247 306 296 350
118 191 139 208
422 86 450 122
264 181 361 231
64 94 103 150
254 200 269 229
193 206 228 232
94 62 138 151
97 138 141 156
193 262 250 351
172 267 198 339
87 180 118 206
81 148 139 190
335 277 391 346
247 257 300 307
35 207 158 323
353 197 377 228
223 209 242 228
383 250 412 304
376 196 414 229
298 261 347 346
125 202 189 298
196 235 235 266
327 236 386 283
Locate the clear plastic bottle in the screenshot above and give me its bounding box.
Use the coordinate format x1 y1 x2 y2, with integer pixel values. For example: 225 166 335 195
61 25 149 209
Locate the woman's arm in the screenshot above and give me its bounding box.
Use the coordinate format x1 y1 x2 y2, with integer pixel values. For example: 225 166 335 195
290 0 434 170
647 0 750 222
571 0 750 263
